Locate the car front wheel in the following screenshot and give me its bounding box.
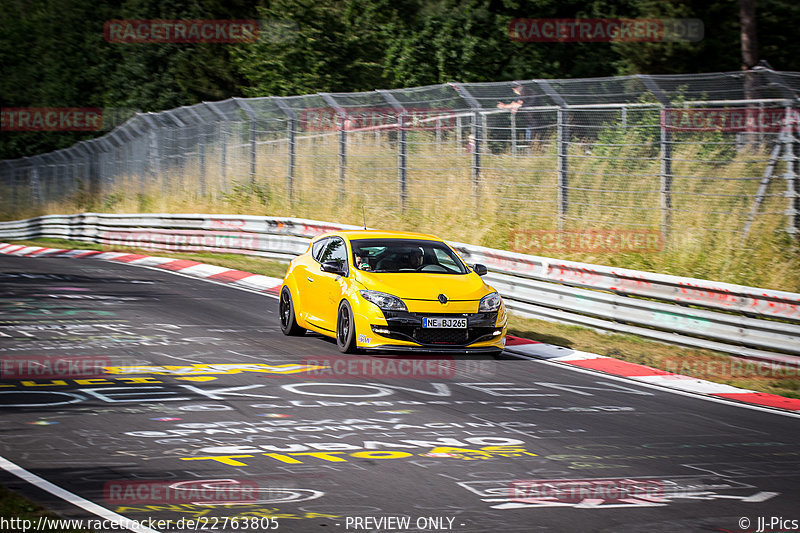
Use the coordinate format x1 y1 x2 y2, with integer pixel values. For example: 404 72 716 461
336 300 358 353
279 287 306 336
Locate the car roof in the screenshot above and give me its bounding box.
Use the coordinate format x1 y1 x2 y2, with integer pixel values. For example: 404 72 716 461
315 230 443 242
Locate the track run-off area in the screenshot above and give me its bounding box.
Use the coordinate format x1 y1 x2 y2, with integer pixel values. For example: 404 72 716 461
0 250 799 533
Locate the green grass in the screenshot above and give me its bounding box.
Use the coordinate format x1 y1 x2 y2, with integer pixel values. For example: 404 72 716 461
8 237 800 400
0 485 94 532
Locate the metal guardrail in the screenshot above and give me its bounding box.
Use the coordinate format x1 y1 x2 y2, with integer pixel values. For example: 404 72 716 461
2 213 798 365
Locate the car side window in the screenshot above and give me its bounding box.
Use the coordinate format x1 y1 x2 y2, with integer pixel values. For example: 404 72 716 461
433 248 460 271
320 238 348 271
312 238 329 262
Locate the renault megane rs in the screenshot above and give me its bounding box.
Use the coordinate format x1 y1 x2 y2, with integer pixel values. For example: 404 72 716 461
279 230 506 354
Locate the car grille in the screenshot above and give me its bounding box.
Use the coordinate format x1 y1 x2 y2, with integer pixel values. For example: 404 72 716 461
415 328 470 345
374 312 498 347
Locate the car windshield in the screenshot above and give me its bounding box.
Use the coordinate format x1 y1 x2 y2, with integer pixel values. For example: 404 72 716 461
351 238 468 274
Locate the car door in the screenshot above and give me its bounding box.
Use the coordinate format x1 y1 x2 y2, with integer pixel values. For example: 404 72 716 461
311 237 349 331
297 237 329 324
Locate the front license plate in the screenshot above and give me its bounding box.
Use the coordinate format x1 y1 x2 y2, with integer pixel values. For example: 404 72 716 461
422 317 467 328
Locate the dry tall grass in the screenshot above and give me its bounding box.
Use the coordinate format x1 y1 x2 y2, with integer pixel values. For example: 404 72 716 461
3 127 798 292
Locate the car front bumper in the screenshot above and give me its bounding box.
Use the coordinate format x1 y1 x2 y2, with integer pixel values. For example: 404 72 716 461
353 308 507 353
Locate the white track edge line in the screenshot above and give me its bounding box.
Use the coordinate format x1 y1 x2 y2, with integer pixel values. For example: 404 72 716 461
0 456 161 533
505 351 800 419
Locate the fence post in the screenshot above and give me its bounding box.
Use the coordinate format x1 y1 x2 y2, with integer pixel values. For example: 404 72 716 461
220 124 227 191
511 112 518 156
637 75 673 238
86 141 101 203
274 98 297 204
164 113 185 197
660 104 673 238
320 93 348 200
534 80 570 229
250 120 257 185
377 90 408 210
743 140 782 239
449 83 482 199
25 158 40 206
233 98 259 186
784 104 799 237
204 103 231 194
556 107 569 230
184 108 206 198
139 115 160 196
13 162 20 210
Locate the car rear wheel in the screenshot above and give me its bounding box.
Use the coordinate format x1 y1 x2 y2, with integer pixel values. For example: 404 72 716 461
279 287 306 336
336 300 358 353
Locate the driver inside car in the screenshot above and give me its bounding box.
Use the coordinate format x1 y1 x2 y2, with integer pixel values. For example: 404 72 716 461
409 248 424 269
355 250 371 271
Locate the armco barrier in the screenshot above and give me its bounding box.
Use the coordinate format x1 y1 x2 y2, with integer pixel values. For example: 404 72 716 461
1 213 799 365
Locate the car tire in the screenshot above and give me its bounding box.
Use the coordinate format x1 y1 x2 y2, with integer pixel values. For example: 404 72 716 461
336 300 358 354
279 287 306 336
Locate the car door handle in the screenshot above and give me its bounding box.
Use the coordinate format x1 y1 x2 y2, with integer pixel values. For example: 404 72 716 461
307 277 314 282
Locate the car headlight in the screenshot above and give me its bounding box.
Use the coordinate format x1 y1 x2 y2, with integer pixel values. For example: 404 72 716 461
479 292 502 312
360 290 407 312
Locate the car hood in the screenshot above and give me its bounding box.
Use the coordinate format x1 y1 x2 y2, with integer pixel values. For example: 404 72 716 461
354 271 492 301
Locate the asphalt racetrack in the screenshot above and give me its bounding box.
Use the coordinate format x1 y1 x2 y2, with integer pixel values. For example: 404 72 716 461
1 254 799 533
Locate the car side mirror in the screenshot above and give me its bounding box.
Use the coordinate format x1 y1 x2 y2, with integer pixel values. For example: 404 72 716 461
321 261 346 276
472 263 488 276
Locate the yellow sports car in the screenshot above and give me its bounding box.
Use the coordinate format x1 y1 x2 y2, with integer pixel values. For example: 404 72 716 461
279 230 507 354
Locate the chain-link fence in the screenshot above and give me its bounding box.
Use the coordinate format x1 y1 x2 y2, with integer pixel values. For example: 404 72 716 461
1 69 799 240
